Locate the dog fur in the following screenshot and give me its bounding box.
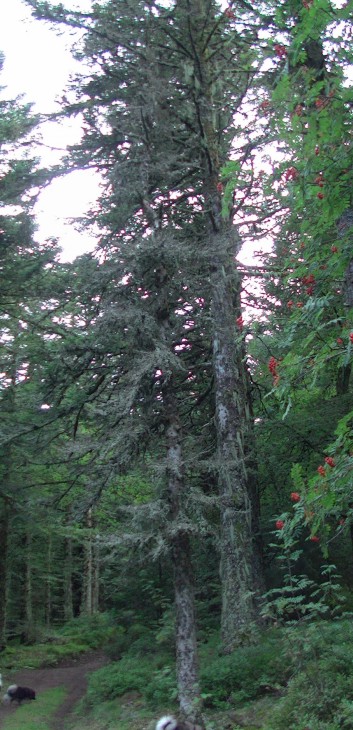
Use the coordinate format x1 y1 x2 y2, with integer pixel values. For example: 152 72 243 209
156 718 178 730
155 716 203 730
3 684 36 704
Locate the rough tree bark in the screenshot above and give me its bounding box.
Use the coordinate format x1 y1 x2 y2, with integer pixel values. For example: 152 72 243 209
45 534 52 627
185 0 259 649
153 233 203 723
0 503 9 648
165 394 203 724
63 528 74 622
24 530 34 643
81 508 99 615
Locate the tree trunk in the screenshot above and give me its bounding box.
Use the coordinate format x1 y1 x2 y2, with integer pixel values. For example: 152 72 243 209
24 531 34 643
45 533 52 627
64 533 74 621
239 339 267 605
187 0 259 648
63 508 74 621
165 399 203 725
93 539 100 613
81 508 99 615
0 504 9 648
81 508 94 615
211 254 256 649
337 210 353 394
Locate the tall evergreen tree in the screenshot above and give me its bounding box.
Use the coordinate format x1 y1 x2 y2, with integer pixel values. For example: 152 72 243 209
0 54 69 643
25 0 268 666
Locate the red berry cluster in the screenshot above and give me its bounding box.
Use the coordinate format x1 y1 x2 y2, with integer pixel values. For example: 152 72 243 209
224 7 235 18
284 166 299 182
317 457 336 476
274 44 287 59
315 173 324 188
301 273 315 297
314 172 325 199
290 492 301 502
236 315 244 330
302 274 315 285
260 99 271 113
268 356 280 385
293 103 304 117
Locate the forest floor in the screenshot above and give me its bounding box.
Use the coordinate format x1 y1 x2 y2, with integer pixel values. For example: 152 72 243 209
0 650 107 730
0 651 279 730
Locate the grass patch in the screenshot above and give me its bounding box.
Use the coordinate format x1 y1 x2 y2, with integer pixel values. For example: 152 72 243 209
1 642 89 670
70 695 156 730
1 686 67 730
1 614 115 671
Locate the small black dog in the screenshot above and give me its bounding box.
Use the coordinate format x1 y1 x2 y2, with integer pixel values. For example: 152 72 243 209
3 684 36 704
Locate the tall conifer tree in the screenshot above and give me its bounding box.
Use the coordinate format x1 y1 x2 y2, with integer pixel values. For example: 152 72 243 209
25 0 266 680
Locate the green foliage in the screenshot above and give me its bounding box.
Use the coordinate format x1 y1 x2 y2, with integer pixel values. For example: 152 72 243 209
143 664 178 706
0 617 118 670
86 654 171 705
265 486 347 623
269 620 353 730
59 613 117 650
199 632 287 707
103 623 159 661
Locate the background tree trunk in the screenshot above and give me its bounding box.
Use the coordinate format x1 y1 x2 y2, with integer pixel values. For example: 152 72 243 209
0 504 9 648
81 508 94 615
45 534 52 627
24 530 34 643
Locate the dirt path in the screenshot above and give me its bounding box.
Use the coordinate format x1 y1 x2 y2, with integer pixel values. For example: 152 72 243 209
0 651 107 730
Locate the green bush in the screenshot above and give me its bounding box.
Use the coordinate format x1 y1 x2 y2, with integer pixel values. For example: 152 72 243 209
143 664 178 706
103 623 159 660
59 613 115 649
269 658 353 730
263 620 353 729
200 632 288 707
102 625 129 660
86 655 156 704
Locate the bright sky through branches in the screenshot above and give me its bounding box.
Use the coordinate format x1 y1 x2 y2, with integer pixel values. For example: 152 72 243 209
0 0 100 261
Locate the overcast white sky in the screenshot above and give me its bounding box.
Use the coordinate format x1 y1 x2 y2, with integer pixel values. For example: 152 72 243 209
0 0 100 261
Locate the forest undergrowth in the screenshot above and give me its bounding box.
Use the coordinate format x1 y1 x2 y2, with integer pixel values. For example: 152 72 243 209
80 617 353 730
3 614 353 730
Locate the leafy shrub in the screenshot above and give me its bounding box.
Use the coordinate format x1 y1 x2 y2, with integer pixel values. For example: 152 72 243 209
200 631 288 707
87 654 170 705
267 620 353 729
270 659 353 729
102 626 129 660
59 613 116 649
143 664 178 706
103 623 159 660
86 654 159 704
